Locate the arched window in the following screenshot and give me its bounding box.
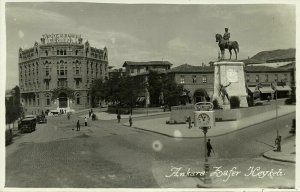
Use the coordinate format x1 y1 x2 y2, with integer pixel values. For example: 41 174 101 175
57 50 59 55
46 94 51 106
75 93 81 105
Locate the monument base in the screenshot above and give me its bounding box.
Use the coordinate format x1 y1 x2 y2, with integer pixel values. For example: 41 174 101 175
239 96 248 108
222 104 231 110
212 61 248 109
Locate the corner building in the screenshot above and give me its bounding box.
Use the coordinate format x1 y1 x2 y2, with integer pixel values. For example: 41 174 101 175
18 34 109 114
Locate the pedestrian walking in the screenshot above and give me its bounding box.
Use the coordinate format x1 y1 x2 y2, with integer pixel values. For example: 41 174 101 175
92 113 96 121
117 113 121 123
207 139 213 157
274 136 282 152
129 116 133 127
89 110 91 118
187 116 192 128
67 112 70 120
76 120 80 131
85 117 87 126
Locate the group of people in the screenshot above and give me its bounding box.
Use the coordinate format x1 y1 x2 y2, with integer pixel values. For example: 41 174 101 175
89 109 97 121
76 116 88 131
117 113 133 126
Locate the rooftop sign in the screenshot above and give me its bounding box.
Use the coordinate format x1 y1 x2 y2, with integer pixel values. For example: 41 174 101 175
41 33 82 44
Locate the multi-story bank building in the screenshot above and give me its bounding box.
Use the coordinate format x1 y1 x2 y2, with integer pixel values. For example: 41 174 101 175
18 34 108 114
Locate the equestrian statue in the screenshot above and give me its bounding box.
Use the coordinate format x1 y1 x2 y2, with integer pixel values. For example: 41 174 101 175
215 28 239 60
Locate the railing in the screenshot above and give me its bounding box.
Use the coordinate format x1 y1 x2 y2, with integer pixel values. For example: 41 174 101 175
73 74 82 78
57 74 67 79
171 104 194 111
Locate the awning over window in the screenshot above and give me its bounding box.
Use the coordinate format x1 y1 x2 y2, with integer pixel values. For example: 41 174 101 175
247 87 257 93
136 97 145 102
260 87 275 94
275 85 292 91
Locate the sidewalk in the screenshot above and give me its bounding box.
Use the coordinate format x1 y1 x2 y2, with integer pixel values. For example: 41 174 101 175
80 111 170 120
123 105 295 138
263 140 296 163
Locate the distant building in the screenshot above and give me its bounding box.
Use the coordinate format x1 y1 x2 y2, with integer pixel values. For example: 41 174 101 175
168 64 214 103
122 61 172 76
168 63 292 103
108 67 126 79
18 33 109 114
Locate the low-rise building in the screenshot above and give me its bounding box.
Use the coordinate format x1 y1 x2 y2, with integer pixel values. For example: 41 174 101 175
123 61 172 76
168 63 292 103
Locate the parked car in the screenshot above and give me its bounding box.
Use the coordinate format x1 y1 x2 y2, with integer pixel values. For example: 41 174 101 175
18 118 36 133
37 115 47 124
5 127 13 145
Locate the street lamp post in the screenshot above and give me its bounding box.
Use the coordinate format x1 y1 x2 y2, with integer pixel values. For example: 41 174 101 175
275 90 278 118
194 102 215 185
200 126 211 184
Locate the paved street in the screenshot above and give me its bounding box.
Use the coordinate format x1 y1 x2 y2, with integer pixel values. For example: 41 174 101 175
5 111 295 188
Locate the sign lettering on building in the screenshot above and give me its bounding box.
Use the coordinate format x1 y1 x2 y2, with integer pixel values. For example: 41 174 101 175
42 33 82 44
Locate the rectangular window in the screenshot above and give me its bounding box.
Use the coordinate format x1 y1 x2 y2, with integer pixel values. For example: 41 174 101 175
246 75 250 82
284 74 288 81
46 70 49 76
131 68 134 74
76 80 80 88
47 98 50 105
76 69 80 74
192 75 197 83
275 74 278 82
255 75 259 82
180 75 185 84
203 75 207 83
265 74 269 82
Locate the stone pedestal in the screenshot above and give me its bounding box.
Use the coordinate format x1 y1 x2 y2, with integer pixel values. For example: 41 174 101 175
212 61 248 109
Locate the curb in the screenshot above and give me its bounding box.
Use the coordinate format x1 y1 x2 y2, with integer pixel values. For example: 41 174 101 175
262 154 295 163
96 111 170 121
123 111 295 139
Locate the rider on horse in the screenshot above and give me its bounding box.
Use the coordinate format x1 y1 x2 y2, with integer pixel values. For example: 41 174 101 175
223 28 230 48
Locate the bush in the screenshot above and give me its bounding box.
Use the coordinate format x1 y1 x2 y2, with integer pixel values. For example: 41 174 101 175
285 98 294 105
247 95 254 107
230 96 240 109
213 99 221 109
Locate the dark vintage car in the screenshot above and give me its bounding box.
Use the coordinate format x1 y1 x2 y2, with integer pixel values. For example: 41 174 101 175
37 115 47 124
5 127 13 145
18 118 36 133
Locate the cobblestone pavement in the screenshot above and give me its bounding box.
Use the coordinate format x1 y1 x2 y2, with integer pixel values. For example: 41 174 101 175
5 112 295 188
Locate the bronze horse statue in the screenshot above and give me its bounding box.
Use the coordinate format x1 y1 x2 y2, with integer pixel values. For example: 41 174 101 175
215 33 239 60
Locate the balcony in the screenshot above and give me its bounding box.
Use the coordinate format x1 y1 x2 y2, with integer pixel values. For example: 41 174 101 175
44 75 51 80
73 74 82 79
57 74 67 79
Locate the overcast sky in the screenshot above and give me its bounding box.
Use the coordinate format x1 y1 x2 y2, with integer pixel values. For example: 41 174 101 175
5 3 295 89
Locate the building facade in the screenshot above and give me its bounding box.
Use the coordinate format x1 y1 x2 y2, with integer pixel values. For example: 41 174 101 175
123 61 172 76
168 64 292 103
18 34 109 114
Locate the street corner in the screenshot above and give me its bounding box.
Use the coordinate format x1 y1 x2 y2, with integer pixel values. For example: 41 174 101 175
262 140 296 163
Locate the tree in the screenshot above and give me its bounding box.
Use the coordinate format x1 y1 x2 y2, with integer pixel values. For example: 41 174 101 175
90 75 144 112
6 86 22 124
90 78 109 107
147 71 163 106
162 74 184 109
